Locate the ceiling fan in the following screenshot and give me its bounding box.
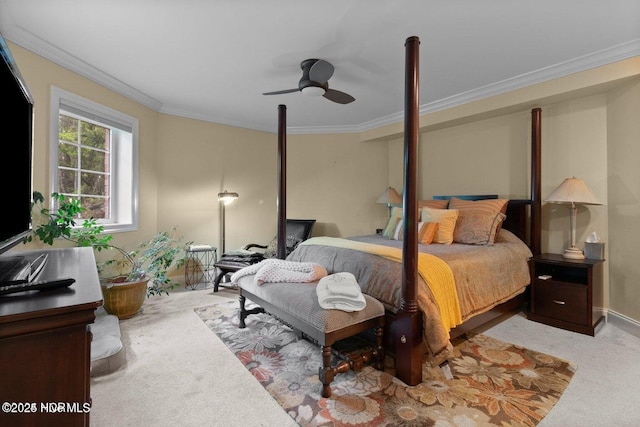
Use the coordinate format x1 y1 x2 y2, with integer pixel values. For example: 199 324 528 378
262 59 355 104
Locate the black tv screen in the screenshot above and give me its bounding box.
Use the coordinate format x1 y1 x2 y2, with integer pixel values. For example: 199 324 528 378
0 33 34 256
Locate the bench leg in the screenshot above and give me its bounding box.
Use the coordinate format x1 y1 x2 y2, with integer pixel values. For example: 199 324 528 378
238 293 265 329
319 345 351 398
213 269 227 292
374 324 385 370
239 294 248 328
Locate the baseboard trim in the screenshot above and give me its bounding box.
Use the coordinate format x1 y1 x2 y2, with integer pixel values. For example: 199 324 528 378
605 310 640 339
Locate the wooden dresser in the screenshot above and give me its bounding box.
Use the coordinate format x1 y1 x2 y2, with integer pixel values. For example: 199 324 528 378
0 247 103 427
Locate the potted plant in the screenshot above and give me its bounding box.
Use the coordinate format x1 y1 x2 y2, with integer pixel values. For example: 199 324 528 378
27 191 190 319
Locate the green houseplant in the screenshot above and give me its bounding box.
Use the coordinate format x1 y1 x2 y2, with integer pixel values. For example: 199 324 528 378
27 191 190 318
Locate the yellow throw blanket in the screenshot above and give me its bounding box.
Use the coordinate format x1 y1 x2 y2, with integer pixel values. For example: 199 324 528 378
299 237 462 330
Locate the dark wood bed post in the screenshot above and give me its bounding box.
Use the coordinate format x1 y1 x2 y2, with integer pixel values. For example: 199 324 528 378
396 35 423 386
277 104 287 260
531 108 542 256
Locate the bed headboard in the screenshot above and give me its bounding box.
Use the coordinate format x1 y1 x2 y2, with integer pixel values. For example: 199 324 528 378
503 199 531 245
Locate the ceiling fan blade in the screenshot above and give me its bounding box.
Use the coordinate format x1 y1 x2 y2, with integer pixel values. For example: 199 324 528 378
263 88 299 95
323 88 355 104
308 59 334 84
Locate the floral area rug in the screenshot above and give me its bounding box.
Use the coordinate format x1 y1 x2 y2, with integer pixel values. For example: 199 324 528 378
195 300 575 426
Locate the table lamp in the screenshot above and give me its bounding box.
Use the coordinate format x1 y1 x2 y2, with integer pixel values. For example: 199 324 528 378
545 177 601 259
376 186 402 218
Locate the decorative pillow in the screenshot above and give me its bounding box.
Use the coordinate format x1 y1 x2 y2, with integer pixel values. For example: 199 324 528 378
383 200 448 238
448 197 509 238
419 222 439 244
421 207 459 244
391 220 439 244
453 212 506 245
418 199 449 210
391 220 407 240
382 207 403 238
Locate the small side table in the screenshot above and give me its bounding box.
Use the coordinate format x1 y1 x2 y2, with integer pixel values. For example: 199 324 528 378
529 253 604 336
185 244 217 290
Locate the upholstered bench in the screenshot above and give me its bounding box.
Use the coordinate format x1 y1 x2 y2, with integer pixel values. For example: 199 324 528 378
235 275 385 398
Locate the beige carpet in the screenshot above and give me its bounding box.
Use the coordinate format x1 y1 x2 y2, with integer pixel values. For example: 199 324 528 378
90 286 640 427
90 286 297 427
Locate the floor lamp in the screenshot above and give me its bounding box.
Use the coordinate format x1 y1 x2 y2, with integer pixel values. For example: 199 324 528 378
217 190 238 254
545 177 601 259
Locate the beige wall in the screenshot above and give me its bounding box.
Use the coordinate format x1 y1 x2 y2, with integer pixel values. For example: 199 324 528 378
387 110 532 200
155 118 389 252
285 133 389 237
10 42 161 256
541 95 608 257
9 39 640 323
607 78 640 321
155 114 277 252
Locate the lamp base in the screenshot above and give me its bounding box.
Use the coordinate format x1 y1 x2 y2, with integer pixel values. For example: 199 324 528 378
563 247 585 260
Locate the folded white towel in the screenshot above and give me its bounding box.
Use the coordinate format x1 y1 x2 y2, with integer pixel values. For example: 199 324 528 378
325 275 361 298
316 272 366 312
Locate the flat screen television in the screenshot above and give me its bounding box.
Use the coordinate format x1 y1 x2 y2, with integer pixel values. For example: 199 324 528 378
0 32 34 258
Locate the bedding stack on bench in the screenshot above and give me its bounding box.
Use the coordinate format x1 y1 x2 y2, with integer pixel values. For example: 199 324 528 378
233 261 385 398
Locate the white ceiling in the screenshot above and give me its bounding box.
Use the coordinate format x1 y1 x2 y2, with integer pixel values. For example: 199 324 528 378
1 0 640 134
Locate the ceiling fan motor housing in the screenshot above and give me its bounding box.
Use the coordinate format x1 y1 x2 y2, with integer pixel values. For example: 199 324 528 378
262 58 354 104
299 59 328 95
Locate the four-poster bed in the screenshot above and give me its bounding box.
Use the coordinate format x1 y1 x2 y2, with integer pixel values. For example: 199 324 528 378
268 36 542 387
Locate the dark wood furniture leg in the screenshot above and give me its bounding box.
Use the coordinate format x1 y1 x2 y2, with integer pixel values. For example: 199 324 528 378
238 294 264 328
213 268 228 292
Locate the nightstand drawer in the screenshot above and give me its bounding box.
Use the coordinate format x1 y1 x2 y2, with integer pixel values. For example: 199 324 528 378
533 280 588 325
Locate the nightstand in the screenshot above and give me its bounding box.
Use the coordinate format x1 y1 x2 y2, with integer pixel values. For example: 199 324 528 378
528 253 604 336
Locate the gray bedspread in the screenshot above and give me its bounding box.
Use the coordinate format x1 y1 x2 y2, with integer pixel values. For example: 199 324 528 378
286 229 532 362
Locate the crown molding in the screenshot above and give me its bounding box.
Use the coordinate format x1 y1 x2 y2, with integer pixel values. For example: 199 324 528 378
3 26 162 111
418 38 640 116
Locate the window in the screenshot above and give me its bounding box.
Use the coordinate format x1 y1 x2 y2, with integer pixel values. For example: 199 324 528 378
50 87 138 233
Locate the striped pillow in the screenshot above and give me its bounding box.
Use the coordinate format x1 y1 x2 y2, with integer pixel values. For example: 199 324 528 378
391 220 439 244
383 200 449 238
418 199 449 210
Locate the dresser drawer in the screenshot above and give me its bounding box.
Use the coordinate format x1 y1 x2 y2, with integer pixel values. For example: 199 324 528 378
533 280 588 325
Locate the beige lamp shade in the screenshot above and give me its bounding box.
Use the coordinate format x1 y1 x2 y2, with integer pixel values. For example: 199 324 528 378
545 177 601 259
217 190 239 205
376 187 402 206
545 178 601 205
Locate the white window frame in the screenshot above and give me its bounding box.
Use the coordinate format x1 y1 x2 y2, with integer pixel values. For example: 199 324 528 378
50 87 139 233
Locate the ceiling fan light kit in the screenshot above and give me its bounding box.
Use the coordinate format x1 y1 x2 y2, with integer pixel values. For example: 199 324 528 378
301 85 325 97
263 58 355 104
